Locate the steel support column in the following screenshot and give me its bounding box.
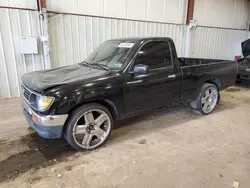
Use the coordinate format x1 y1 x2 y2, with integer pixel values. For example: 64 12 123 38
186 0 195 25
37 0 51 69
184 0 195 57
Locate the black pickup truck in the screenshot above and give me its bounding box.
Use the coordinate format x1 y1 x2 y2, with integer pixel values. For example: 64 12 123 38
21 37 237 151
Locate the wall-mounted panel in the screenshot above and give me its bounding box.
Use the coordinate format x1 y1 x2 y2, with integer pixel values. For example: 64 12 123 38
0 0 37 10
194 0 250 29
0 8 44 99
47 0 186 24
190 27 249 60
48 13 187 69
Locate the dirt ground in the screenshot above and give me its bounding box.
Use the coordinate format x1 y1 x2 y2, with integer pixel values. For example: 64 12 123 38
0 84 250 188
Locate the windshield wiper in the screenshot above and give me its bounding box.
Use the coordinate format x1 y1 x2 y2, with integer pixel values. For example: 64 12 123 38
80 61 89 66
90 63 109 70
80 61 109 70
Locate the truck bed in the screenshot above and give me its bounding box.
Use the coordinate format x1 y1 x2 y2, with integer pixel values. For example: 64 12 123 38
178 57 228 67
179 58 237 102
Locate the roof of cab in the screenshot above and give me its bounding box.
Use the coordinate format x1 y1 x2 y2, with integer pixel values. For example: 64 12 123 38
108 37 172 42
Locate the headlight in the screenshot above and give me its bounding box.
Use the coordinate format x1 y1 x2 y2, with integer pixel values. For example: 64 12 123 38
37 96 54 111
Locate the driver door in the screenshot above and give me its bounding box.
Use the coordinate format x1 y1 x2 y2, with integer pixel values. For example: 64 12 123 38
125 40 182 116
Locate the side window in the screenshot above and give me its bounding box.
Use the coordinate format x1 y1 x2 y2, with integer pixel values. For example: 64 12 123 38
134 41 172 69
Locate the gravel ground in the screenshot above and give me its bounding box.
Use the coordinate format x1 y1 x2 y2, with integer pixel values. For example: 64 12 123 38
0 84 250 188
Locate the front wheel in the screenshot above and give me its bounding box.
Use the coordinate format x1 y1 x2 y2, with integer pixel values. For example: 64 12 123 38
64 103 113 151
195 83 219 115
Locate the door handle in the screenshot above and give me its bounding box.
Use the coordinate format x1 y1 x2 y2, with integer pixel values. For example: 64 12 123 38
168 74 176 79
127 80 143 85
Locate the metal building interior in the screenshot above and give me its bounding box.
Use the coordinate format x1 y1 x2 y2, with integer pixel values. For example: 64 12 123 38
0 0 250 187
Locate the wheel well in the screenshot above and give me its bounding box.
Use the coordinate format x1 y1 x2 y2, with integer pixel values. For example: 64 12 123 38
205 77 221 91
96 100 118 120
68 100 118 120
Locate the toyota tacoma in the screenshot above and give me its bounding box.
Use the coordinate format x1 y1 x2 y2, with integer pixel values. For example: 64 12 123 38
21 37 237 151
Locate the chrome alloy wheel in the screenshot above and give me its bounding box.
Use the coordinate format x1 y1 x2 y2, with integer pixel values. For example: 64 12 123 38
72 109 111 149
201 87 218 114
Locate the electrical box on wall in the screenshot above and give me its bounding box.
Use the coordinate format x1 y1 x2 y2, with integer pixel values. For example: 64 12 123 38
20 36 38 54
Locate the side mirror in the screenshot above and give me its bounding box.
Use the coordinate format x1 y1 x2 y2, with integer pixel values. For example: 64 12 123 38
133 64 149 74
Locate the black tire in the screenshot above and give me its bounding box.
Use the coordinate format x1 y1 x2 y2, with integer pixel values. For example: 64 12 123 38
195 83 219 115
64 103 113 151
236 80 242 84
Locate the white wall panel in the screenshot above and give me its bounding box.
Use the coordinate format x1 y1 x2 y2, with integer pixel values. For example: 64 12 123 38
104 0 126 18
127 0 147 20
147 0 165 22
190 27 249 60
0 8 44 99
47 0 105 16
194 0 250 29
163 0 186 24
0 0 36 9
48 13 186 68
47 0 186 24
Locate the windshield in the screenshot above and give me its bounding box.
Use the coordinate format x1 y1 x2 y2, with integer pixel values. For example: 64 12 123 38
84 40 136 70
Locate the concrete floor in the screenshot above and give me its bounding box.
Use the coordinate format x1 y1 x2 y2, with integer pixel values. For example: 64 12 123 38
0 84 250 188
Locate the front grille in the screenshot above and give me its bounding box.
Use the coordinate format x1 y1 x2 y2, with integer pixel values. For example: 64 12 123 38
21 85 31 101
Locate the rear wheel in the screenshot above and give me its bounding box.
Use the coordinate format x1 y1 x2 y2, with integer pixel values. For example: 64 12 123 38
193 83 219 115
64 103 113 151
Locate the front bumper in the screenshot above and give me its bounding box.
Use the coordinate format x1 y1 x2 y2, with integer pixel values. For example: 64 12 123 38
22 98 68 139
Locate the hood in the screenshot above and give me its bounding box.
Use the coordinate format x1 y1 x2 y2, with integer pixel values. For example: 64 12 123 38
241 38 250 57
21 64 107 92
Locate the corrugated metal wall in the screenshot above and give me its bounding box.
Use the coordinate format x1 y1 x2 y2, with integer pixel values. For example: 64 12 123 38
47 0 187 24
190 26 249 60
2 0 249 29
194 0 250 29
48 13 187 68
0 8 250 99
0 8 44 99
